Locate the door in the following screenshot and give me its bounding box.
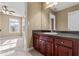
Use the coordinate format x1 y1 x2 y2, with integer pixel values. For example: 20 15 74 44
51 18 54 30
39 39 46 55
46 41 53 56
49 13 56 30
55 44 72 56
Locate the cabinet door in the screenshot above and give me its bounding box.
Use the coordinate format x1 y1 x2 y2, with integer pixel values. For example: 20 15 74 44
46 42 53 56
39 40 46 55
55 44 72 56
33 35 39 50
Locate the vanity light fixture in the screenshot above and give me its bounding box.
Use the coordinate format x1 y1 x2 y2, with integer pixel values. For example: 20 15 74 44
0 5 15 15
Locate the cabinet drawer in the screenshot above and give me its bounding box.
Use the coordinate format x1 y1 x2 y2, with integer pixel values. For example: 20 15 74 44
55 38 72 48
39 36 48 41
47 37 53 43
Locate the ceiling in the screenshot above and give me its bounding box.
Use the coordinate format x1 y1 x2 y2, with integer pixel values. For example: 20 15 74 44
0 2 26 17
0 2 79 16
51 2 79 12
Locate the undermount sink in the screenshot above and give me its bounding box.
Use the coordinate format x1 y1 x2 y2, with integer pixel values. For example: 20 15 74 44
43 32 58 35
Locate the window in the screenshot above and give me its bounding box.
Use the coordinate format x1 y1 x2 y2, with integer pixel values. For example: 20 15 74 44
68 10 79 31
9 18 20 33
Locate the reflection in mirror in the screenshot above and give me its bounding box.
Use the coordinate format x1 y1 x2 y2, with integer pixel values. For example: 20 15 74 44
48 2 79 31
68 10 79 31
49 13 56 31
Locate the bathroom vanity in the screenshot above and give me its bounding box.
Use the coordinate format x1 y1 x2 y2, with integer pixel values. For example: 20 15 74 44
33 31 79 56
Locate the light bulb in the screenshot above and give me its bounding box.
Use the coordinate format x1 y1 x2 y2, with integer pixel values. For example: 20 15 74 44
46 2 50 4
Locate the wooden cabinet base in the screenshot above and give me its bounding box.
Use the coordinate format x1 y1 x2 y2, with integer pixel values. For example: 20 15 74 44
33 32 79 56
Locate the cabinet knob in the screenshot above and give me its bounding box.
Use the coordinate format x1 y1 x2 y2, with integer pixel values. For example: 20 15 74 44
55 46 57 48
61 41 64 44
40 40 41 41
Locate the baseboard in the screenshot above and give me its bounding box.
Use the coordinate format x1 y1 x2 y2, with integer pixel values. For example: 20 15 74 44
27 47 34 51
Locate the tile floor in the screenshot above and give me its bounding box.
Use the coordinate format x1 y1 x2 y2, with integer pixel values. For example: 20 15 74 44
0 36 43 56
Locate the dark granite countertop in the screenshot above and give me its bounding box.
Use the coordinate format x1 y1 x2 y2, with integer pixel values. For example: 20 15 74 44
34 32 79 39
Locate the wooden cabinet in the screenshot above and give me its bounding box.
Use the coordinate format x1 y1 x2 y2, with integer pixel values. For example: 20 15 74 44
55 44 72 56
33 33 54 56
46 41 53 56
45 37 54 56
55 37 72 48
55 37 73 56
33 33 39 50
38 35 54 55
39 39 46 55
33 32 79 56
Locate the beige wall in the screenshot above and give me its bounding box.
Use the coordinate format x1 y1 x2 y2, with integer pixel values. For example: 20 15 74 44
27 2 50 48
0 13 22 36
56 4 79 31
